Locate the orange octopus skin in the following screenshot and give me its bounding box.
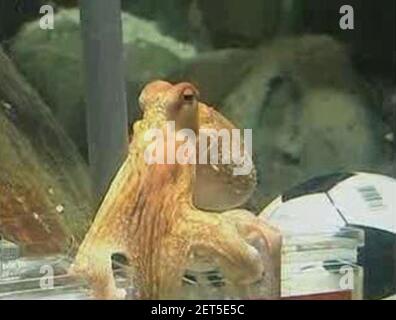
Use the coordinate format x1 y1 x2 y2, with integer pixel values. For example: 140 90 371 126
195 103 257 211
70 80 281 299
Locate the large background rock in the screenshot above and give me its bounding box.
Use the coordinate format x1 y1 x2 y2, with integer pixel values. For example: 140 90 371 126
122 0 204 45
221 36 389 208
11 8 196 159
198 0 281 48
122 0 284 49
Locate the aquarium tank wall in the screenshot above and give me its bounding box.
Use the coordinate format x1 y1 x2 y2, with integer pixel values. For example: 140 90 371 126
0 0 394 300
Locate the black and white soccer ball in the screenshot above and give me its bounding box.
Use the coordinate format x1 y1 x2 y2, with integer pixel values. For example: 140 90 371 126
260 172 396 300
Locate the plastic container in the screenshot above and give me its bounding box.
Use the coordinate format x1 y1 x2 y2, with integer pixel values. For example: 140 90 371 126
0 227 363 300
179 227 364 300
281 227 364 300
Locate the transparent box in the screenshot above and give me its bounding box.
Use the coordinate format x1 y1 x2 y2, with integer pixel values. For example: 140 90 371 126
281 227 364 300
0 227 363 300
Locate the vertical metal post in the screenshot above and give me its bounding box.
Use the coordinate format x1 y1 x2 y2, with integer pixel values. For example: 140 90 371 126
79 0 129 202
0 240 3 278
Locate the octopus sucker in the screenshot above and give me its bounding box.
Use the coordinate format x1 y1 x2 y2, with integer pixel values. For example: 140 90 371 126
70 80 281 299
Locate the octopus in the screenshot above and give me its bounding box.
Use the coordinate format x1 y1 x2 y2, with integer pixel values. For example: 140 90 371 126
70 80 281 299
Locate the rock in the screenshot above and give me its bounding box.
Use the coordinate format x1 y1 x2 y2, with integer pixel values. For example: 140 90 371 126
121 0 212 48
221 36 388 208
122 0 194 42
122 0 287 48
11 8 196 159
0 46 93 255
198 0 281 48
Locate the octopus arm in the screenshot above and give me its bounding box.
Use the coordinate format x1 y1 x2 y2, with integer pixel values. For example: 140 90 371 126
70 153 141 299
181 208 265 288
220 209 282 259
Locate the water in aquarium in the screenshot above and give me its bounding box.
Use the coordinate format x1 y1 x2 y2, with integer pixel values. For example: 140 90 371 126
0 0 394 301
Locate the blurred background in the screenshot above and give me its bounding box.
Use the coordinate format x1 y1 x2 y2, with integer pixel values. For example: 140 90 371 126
0 0 394 253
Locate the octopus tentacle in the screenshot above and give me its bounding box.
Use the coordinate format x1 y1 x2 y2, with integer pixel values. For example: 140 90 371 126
221 209 282 255
181 208 265 287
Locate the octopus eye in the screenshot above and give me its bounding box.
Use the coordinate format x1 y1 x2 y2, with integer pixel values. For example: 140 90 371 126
183 93 194 102
182 88 196 103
